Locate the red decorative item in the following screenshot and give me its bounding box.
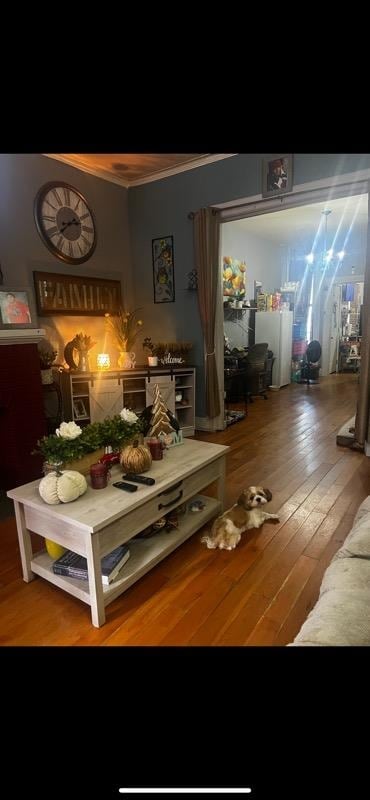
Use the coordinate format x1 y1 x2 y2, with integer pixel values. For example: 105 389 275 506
99 452 120 467
90 462 108 489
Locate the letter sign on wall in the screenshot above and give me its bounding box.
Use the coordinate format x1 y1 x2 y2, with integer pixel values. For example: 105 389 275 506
33 271 122 316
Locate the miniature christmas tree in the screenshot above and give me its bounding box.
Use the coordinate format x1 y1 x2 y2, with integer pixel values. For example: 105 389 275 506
147 384 176 438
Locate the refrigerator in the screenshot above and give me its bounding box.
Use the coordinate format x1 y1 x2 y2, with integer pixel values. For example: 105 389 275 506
255 311 293 388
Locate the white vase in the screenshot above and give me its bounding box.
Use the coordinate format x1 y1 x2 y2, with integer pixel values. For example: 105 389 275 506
118 351 136 369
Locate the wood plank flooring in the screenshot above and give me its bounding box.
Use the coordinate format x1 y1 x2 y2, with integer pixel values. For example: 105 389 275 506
1 372 369 646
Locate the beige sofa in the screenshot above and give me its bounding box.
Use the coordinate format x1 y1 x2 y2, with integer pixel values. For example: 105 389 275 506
290 496 370 646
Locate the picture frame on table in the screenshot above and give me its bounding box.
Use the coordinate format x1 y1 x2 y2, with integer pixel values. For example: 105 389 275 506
73 399 88 419
0 287 38 329
262 154 293 199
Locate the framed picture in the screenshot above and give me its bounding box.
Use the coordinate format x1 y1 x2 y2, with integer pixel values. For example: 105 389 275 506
0 287 38 329
152 235 175 303
262 154 293 199
73 399 87 419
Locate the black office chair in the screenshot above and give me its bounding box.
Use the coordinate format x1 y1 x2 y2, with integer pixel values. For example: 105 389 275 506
243 342 269 400
300 340 321 384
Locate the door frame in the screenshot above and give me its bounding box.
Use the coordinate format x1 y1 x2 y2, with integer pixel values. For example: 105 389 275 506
215 174 370 428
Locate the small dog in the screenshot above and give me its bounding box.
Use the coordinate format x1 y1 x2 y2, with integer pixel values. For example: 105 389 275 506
201 486 279 550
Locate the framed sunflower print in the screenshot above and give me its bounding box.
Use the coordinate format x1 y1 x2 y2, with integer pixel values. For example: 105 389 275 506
152 235 175 303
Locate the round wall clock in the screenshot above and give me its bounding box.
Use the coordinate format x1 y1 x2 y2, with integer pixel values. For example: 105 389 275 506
34 182 97 264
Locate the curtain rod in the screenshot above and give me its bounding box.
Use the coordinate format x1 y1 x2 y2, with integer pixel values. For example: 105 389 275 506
188 209 218 220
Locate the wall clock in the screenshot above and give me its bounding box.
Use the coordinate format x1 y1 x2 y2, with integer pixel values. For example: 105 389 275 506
34 182 97 264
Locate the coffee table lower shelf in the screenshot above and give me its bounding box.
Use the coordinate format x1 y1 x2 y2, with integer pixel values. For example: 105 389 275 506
30 494 221 609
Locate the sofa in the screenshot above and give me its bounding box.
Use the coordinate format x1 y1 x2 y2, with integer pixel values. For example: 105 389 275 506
290 496 370 646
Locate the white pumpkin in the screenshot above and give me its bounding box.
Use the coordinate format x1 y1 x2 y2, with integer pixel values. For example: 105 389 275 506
39 470 88 505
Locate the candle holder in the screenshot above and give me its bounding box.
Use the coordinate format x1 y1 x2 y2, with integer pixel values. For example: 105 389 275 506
97 353 110 370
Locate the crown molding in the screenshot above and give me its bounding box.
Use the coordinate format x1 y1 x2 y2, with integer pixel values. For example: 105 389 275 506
42 154 130 187
42 153 238 188
129 154 238 186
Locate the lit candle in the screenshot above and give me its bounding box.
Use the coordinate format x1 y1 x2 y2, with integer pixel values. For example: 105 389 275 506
97 353 110 370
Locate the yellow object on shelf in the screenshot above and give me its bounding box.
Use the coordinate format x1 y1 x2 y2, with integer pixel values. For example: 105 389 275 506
45 539 66 559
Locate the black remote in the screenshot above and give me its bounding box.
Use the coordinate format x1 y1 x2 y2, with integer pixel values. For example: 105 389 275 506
112 481 138 492
122 474 156 486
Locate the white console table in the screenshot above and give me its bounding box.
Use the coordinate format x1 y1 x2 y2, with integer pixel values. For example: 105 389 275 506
7 439 228 627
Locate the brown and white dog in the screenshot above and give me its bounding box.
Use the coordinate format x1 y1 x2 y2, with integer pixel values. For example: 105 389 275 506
201 486 279 550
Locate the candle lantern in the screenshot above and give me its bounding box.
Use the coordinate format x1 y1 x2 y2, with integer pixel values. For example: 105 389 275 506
97 353 110 370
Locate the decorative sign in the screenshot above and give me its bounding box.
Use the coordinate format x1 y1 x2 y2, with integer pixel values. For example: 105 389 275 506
33 271 122 316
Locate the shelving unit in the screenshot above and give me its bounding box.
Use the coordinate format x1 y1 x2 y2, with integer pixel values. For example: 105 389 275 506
60 367 196 435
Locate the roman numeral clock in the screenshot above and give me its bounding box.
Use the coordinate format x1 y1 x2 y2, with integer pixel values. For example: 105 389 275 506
34 182 97 264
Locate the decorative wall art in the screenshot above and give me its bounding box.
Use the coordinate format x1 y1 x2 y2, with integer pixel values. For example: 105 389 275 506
261 154 293 199
152 236 175 303
222 257 246 299
0 287 37 329
33 271 122 316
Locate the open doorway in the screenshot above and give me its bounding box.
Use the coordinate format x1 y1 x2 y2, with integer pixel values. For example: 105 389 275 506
219 191 367 426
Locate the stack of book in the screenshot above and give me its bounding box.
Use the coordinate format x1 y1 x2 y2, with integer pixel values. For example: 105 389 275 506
52 543 130 586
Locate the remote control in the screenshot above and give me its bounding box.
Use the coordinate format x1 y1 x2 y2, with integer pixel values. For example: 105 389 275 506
122 474 156 486
112 481 138 492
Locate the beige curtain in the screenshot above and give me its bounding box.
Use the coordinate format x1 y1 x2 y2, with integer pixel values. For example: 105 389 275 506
193 207 221 418
355 189 370 445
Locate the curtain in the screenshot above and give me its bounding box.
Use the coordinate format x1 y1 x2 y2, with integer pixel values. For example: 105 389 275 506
193 207 221 418
355 188 370 446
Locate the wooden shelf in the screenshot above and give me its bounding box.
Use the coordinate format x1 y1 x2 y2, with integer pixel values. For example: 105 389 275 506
30 495 221 606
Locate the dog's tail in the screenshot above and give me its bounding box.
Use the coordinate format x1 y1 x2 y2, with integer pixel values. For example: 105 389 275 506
200 533 216 548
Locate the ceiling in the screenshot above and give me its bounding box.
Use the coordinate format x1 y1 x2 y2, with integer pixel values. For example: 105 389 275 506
43 153 227 187
229 194 368 249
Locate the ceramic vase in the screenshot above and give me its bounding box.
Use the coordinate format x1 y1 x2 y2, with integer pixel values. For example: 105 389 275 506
118 351 136 369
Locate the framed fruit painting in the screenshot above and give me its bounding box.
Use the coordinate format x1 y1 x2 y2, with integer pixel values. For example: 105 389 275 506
222 256 246 299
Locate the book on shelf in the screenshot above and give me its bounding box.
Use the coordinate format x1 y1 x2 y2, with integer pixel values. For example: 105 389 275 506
52 543 130 585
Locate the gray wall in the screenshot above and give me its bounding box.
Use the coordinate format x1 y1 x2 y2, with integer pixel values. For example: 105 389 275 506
129 153 370 417
2 153 370 417
0 154 131 363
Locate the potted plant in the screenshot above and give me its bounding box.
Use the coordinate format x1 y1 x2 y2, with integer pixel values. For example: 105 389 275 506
142 337 159 366
38 342 58 384
33 410 144 474
72 333 96 372
105 308 143 368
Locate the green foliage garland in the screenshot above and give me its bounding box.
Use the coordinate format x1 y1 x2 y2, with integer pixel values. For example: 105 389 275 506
34 415 143 464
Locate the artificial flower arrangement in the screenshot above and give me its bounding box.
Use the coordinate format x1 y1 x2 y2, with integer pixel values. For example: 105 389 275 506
73 333 96 352
105 308 143 352
38 341 58 369
142 337 160 357
34 409 143 465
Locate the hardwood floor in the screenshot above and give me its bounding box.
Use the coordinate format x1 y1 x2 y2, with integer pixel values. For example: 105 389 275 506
1 373 369 646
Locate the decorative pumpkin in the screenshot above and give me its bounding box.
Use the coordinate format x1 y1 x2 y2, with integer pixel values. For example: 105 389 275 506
120 439 152 474
39 470 88 505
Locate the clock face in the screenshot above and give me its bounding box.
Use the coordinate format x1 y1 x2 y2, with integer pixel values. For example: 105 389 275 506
35 182 97 264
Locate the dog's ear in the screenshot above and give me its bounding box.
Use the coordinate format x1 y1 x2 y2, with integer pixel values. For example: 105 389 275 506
237 489 252 508
263 488 272 502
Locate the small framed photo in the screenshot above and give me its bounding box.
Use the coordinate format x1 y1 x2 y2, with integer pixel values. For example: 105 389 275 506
262 154 293 199
152 235 175 303
73 399 87 419
0 287 38 329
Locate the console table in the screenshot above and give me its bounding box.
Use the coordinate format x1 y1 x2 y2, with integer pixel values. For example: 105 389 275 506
7 439 228 627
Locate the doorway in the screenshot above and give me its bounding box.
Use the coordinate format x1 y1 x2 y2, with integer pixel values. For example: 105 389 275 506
217 186 368 427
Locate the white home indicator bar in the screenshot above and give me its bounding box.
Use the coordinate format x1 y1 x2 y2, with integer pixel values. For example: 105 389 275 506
119 790 252 795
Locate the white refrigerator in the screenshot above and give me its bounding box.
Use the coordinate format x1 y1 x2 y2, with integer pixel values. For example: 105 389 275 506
255 311 293 388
